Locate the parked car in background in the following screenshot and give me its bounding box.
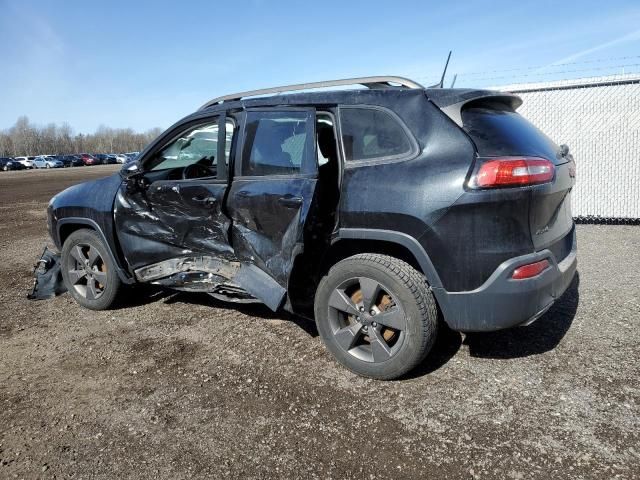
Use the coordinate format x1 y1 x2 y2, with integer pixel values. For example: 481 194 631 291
79 153 99 166
114 154 128 164
125 152 139 162
33 156 64 169
14 156 36 168
0 157 26 171
95 154 118 165
31 156 46 168
46 156 64 168
60 155 85 167
50 155 66 166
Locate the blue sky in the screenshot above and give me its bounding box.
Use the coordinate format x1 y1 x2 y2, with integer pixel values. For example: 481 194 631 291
1 0 639 133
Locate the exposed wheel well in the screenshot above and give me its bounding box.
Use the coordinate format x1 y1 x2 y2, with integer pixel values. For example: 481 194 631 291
287 238 428 315
320 239 425 278
59 223 95 246
57 221 134 284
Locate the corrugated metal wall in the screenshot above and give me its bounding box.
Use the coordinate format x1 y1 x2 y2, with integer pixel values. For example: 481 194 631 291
499 75 640 221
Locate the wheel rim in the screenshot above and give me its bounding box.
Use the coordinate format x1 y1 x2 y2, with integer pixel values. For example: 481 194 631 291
67 244 108 300
327 277 407 363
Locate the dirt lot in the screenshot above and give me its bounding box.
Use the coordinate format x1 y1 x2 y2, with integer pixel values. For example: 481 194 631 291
0 167 638 479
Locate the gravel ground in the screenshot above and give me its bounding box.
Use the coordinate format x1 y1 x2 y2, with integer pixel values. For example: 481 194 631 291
0 167 638 479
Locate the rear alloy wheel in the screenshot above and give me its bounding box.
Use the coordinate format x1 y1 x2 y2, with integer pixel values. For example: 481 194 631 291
61 229 121 310
315 254 438 380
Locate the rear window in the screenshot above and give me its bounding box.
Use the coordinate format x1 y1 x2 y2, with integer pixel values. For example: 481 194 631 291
340 107 414 162
462 103 560 163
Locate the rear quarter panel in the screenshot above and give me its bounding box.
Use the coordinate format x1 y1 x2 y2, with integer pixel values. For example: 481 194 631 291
338 94 535 292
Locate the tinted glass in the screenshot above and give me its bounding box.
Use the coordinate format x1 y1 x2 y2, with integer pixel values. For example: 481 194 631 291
340 107 413 162
461 104 560 163
242 111 312 176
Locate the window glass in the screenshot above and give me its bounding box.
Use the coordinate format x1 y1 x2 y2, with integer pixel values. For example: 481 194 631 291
340 107 412 161
461 104 560 163
242 111 311 176
151 119 234 172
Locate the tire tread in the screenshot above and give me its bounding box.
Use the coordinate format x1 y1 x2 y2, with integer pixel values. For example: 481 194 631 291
317 253 438 379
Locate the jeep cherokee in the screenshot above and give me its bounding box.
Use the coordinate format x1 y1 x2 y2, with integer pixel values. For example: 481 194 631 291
44 76 577 379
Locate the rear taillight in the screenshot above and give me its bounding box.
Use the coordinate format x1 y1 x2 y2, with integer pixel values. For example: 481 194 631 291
469 157 555 189
512 259 550 280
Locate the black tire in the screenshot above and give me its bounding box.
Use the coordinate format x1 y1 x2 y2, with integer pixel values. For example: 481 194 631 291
314 254 438 380
61 229 122 310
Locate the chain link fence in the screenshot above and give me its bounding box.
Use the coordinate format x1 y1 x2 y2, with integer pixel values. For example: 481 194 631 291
497 74 640 222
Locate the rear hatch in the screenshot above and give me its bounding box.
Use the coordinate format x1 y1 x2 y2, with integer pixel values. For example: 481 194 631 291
428 89 576 260
460 99 575 257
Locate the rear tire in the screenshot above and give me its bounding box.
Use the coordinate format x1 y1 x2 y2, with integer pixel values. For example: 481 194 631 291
61 229 122 310
314 254 438 380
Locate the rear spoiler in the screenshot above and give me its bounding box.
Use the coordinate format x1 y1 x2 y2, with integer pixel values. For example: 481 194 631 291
425 88 522 127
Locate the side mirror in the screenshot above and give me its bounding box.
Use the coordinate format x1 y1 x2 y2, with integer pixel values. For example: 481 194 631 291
120 161 148 193
120 160 141 179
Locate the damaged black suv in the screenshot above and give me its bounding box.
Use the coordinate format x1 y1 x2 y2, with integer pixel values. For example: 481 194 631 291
45 76 577 379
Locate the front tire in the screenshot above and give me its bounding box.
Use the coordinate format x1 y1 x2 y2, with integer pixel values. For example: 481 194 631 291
314 254 438 380
61 229 122 310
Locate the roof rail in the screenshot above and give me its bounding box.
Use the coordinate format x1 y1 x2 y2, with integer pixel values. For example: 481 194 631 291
198 76 425 110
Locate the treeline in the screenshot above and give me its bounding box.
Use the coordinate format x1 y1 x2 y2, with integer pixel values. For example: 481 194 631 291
0 116 163 157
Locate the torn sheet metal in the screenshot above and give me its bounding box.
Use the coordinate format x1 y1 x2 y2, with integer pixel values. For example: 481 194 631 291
233 263 286 311
114 181 234 271
28 247 67 300
134 256 240 282
133 255 286 311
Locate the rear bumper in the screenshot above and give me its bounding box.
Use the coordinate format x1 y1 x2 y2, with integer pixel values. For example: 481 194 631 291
433 227 577 332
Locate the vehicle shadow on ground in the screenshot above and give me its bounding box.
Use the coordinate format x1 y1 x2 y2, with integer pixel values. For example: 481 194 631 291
115 273 579 371
403 321 464 379
116 285 176 308
463 273 580 359
116 285 319 338
405 273 580 378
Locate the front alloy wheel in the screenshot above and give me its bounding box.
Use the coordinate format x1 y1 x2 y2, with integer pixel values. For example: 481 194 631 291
66 244 108 300
61 229 122 310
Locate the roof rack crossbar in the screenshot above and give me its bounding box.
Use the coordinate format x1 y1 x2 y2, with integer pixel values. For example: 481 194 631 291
198 76 424 110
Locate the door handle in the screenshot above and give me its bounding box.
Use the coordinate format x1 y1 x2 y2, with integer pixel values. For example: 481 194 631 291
192 196 217 207
278 195 303 208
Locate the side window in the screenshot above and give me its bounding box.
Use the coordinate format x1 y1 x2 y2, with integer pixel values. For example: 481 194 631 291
151 119 228 173
241 111 313 176
339 107 413 162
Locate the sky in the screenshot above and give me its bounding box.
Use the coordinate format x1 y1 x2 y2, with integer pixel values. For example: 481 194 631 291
1 0 639 133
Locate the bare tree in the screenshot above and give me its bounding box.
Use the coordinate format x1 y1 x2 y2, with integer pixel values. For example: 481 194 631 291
0 116 162 157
